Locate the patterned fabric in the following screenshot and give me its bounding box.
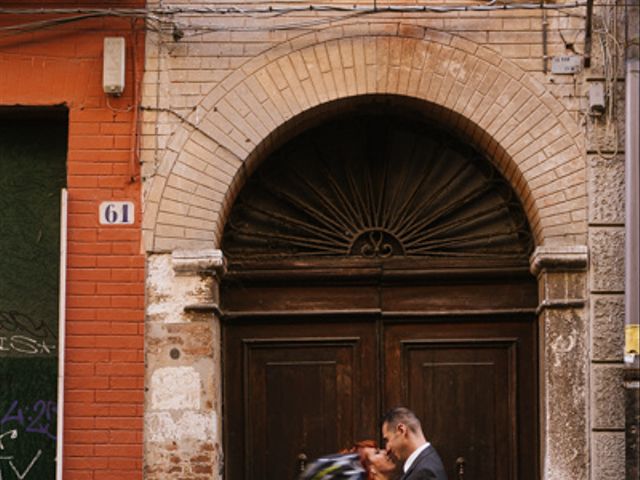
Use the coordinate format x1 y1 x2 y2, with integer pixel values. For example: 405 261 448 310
299 453 367 480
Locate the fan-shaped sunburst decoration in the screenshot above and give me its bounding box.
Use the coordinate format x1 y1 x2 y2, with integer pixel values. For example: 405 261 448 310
222 114 532 263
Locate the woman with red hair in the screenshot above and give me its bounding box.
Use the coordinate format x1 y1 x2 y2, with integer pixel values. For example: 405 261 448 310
299 440 401 480
345 440 402 480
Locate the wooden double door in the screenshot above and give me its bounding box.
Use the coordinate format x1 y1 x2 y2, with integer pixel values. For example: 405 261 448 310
223 316 538 480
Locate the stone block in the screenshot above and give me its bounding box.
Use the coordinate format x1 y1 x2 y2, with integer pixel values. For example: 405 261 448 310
589 227 625 292
588 153 625 224
530 245 589 275
591 364 626 429
172 249 224 276
592 432 625 480
591 295 625 361
540 271 586 301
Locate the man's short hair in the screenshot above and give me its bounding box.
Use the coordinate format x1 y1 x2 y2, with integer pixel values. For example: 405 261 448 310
382 407 422 434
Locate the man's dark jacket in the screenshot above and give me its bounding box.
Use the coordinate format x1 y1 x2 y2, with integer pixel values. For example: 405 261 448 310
401 445 448 480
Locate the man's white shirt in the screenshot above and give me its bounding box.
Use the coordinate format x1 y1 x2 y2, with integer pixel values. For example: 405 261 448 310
403 442 431 473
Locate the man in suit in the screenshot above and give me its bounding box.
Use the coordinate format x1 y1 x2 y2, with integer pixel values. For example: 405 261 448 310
381 407 447 480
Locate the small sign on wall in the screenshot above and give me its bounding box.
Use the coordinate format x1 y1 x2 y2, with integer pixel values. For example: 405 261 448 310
99 201 135 225
551 55 582 74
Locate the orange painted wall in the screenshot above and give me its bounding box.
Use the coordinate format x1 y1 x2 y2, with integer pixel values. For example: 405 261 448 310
0 7 145 480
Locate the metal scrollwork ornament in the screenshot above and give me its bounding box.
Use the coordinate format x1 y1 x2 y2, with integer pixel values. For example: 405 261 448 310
223 114 532 263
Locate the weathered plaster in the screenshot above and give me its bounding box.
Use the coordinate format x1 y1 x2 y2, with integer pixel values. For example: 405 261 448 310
146 253 216 323
146 411 218 442
145 438 222 479
145 251 224 479
151 366 202 410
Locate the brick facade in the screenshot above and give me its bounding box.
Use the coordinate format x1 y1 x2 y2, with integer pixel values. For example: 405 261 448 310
0 7 145 480
140 1 632 479
142 21 587 251
0 0 634 478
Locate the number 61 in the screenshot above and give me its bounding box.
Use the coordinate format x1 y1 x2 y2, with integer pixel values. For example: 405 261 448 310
99 201 135 225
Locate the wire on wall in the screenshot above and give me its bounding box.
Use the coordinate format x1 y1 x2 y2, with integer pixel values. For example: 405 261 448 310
130 18 143 184
592 0 622 159
0 2 589 38
138 105 239 182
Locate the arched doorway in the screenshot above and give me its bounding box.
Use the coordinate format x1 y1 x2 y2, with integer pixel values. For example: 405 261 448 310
220 104 539 480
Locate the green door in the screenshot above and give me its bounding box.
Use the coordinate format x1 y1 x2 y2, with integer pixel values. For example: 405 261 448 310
0 112 67 479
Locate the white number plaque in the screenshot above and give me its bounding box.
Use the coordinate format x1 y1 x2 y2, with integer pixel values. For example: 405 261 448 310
99 201 135 225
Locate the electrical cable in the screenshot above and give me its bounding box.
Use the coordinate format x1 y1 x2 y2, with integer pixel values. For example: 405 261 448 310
139 105 239 163
2 0 624 164
590 0 622 160
0 3 590 16
0 2 589 37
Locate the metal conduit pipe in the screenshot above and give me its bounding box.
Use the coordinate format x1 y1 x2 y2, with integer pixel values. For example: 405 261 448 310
624 57 639 480
625 58 639 365
623 4 640 477
56 189 68 480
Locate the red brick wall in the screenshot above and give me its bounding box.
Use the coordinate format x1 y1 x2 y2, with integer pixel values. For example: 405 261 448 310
0 10 145 480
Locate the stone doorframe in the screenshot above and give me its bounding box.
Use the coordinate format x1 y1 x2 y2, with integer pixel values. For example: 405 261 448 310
142 23 591 479
531 245 589 479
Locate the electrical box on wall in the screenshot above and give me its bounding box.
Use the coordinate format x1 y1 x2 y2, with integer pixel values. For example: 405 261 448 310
589 82 606 115
103 37 125 95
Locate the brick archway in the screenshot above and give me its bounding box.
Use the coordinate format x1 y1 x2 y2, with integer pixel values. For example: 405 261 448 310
143 23 585 252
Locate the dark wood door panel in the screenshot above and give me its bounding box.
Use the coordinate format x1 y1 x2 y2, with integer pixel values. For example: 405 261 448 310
247 341 354 477
393 338 515 479
381 279 537 313
224 318 537 480
224 321 378 480
384 320 537 480
222 275 537 315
